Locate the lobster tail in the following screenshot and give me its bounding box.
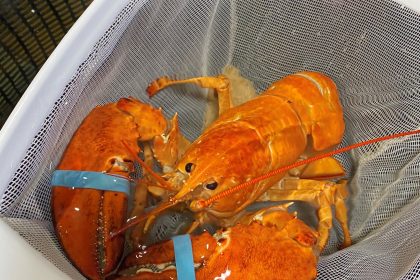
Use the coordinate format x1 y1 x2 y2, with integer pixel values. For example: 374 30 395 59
266 71 345 151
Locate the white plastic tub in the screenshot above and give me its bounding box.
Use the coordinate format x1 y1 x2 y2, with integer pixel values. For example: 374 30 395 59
1 0 419 279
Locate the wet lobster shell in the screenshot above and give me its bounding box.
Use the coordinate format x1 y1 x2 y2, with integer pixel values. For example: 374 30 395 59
114 210 319 280
52 98 167 279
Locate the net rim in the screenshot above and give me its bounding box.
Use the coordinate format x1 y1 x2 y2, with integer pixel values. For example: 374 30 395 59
0 0 134 197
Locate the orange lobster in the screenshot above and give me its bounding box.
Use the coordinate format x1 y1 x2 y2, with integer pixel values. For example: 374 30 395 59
117 71 351 251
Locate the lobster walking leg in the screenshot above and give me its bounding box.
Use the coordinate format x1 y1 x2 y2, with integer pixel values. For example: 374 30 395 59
262 179 351 250
147 75 233 114
334 181 351 248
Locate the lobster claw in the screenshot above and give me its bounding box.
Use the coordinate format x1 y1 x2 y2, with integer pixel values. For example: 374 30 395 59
113 206 318 280
52 185 127 279
51 98 169 279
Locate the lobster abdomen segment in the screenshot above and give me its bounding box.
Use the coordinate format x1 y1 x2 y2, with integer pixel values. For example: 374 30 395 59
265 71 345 151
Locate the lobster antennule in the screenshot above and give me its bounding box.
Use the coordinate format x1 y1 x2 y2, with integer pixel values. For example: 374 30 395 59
110 198 180 238
196 129 420 208
122 141 175 191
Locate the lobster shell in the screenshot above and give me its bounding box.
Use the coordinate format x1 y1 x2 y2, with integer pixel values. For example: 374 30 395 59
52 98 167 279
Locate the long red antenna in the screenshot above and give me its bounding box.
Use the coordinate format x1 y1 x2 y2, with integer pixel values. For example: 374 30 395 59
194 129 420 209
112 129 420 237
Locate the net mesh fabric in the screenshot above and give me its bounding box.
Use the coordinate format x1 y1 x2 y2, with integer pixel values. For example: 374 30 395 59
1 0 419 279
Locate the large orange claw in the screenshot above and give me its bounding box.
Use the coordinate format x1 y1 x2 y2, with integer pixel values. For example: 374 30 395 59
52 98 168 279
114 208 318 280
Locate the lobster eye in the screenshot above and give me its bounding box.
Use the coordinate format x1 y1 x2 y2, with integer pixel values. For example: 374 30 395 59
185 162 194 173
205 182 218 190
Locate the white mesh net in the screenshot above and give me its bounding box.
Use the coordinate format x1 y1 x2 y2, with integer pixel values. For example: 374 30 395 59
1 0 420 279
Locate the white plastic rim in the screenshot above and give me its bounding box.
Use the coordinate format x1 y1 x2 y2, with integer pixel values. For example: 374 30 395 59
0 219 72 279
0 0 133 198
395 0 420 13
0 0 131 278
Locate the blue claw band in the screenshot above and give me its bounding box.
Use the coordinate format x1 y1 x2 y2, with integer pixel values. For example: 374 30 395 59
51 170 131 196
172 234 196 280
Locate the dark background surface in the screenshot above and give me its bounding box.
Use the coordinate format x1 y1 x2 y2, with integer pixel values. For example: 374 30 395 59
0 0 92 129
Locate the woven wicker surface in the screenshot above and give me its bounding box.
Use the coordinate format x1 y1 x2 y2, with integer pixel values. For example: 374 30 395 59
0 0 92 129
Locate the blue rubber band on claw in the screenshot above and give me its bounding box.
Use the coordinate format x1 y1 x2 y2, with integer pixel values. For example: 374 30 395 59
172 234 196 280
51 170 131 196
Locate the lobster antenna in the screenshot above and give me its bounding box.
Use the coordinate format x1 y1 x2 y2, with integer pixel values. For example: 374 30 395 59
122 141 175 191
195 129 420 209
